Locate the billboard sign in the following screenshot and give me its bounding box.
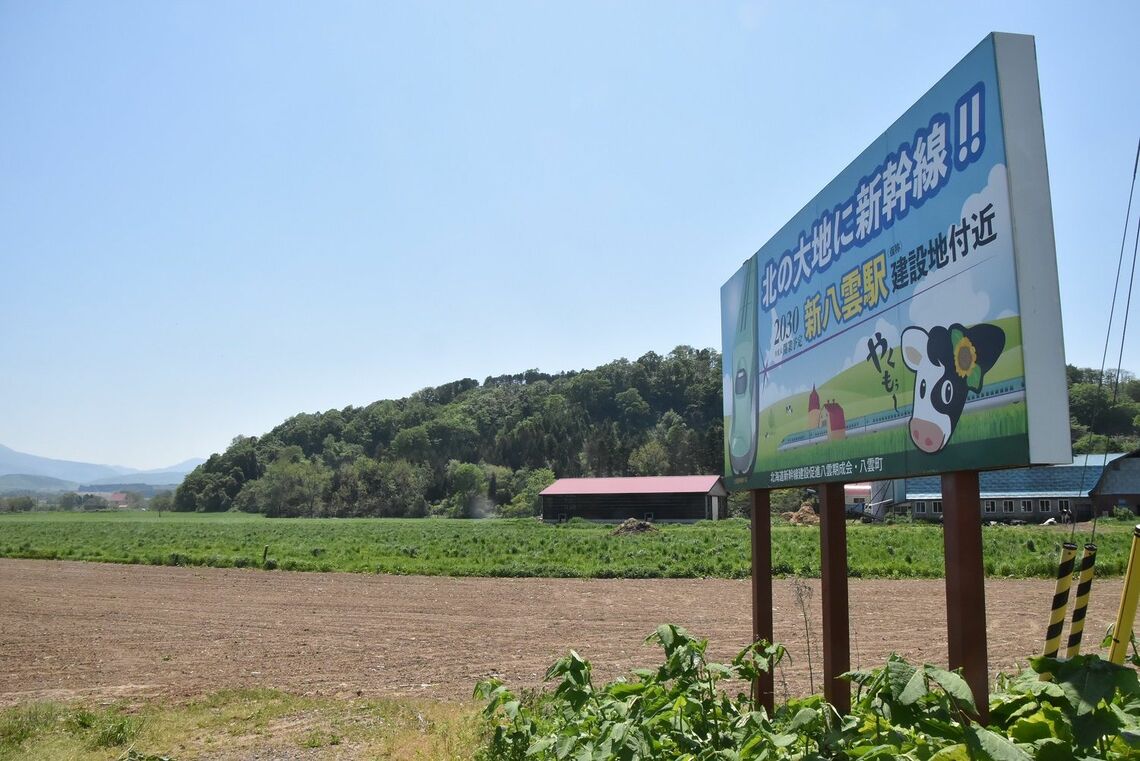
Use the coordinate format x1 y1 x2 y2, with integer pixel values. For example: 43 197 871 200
721 33 1070 491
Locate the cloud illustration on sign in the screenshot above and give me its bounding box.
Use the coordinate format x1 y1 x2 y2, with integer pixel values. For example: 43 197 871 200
843 316 901 370
909 270 991 329
906 164 1014 330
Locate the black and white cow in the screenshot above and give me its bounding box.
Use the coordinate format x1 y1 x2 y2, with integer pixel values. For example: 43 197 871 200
900 322 1005 454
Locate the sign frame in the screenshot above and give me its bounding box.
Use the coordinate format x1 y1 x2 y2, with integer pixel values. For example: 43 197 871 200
721 32 1070 492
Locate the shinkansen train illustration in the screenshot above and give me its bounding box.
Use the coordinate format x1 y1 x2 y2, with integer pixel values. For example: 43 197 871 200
775 376 1026 452
728 259 759 475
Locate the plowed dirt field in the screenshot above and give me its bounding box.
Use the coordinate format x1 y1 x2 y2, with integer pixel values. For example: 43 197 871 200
0 559 1124 706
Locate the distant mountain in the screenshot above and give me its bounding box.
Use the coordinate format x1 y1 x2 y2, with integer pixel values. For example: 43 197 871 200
154 457 206 473
0 444 133 483
0 474 78 493
75 482 175 497
85 471 191 487
0 445 202 487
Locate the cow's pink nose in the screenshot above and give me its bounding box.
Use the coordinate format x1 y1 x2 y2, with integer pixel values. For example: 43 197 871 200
910 419 946 453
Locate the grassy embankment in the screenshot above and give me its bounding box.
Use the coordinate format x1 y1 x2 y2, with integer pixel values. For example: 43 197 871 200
0 511 1135 579
0 690 479 761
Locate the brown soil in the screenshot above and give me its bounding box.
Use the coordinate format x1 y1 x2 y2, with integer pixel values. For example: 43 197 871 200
611 518 658 535
0 559 1125 707
782 504 820 525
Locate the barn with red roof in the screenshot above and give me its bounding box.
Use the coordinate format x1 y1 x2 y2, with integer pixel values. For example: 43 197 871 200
540 475 728 523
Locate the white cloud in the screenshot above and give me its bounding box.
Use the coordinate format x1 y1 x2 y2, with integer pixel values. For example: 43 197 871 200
958 164 1011 237
908 269 991 329
906 164 1013 329
842 316 901 370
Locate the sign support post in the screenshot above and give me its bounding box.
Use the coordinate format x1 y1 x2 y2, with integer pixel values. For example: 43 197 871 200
750 488 775 714
942 470 989 722
819 482 850 714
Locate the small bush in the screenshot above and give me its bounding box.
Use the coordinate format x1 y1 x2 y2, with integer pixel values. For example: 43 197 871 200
476 626 1140 760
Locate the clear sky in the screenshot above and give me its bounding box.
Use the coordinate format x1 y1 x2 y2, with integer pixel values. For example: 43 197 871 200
2 1 1138 469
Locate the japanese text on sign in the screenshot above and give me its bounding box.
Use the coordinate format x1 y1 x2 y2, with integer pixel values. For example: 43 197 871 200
760 82 987 312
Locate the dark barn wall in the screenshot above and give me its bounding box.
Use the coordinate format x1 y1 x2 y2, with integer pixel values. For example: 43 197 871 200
542 492 708 522
1094 494 1140 515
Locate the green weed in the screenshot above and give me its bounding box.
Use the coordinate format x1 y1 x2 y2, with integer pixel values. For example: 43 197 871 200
476 625 1140 759
0 511 1133 579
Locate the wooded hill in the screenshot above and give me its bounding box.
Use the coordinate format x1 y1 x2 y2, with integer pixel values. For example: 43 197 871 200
175 346 723 517
173 348 1140 518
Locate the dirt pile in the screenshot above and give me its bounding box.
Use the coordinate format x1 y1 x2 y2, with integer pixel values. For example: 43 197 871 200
781 504 820 525
611 518 658 535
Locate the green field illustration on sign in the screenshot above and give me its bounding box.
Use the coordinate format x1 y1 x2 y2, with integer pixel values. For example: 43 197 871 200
723 314 1028 487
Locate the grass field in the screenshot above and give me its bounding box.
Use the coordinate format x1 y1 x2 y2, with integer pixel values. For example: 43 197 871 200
0 689 479 761
0 511 1135 579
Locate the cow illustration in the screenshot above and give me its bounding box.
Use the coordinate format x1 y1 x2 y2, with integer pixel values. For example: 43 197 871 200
900 322 1005 453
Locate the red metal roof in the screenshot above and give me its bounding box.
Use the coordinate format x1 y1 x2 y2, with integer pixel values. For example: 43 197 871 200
540 476 724 496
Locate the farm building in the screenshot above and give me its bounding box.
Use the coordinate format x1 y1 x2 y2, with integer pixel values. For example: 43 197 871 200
899 453 1133 522
540 476 728 523
1090 450 1140 515
822 401 846 441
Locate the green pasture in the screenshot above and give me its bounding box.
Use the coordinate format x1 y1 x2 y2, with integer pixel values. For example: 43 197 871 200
0 511 1135 579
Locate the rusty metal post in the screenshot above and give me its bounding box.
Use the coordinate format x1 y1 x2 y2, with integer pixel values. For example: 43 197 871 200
819 482 850 714
750 488 774 714
941 470 989 722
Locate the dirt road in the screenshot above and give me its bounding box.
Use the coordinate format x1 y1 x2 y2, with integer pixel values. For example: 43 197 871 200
0 559 1124 706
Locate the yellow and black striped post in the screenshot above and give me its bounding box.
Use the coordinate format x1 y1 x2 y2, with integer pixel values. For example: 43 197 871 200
1108 526 1140 664
1064 543 1097 657
1043 542 1078 658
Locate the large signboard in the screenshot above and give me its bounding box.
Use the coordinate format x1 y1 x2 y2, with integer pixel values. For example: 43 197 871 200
721 33 1070 491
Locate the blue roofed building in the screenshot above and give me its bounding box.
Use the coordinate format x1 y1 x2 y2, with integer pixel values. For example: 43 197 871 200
901 453 1134 522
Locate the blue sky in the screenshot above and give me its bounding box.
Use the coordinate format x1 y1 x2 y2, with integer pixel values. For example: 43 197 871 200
2 1 1137 469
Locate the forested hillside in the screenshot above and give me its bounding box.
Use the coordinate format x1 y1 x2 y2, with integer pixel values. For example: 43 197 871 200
173 348 1140 518
175 347 722 517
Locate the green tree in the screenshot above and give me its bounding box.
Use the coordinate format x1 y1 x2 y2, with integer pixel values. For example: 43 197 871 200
320 435 365 469
150 491 173 516
80 494 110 511
629 440 670 476
2 496 35 512
483 463 514 505
234 454 331 517
391 425 432 462
655 410 699 474
437 460 489 518
501 467 556 517
616 388 652 433
326 457 430 517
580 421 624 476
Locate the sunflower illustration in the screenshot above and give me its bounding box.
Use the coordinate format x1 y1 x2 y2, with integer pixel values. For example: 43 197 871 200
950 327 983 390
